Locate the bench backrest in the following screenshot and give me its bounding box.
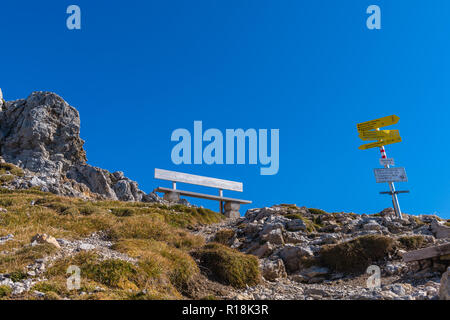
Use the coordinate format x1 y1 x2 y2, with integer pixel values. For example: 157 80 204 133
154 168 243 192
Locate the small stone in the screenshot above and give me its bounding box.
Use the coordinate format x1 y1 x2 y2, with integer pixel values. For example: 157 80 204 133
261 259 287 281
363 221 382 231
301 266 330 278
286 219 307 232
251 242 274 258
33 290 45 298
78 243 96 251
30 233 61 249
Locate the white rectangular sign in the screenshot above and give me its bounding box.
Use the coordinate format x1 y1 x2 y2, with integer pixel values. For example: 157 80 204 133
379 158 395 166
374 167 408 183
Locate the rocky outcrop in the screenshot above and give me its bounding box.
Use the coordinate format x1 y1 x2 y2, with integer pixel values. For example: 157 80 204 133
431 219 450 239
193 204 450 294
440 267 450 300
0 91 159 202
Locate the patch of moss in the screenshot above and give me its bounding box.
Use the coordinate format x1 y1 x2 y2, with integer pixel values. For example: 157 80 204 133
320 235 395 273
161 206 224 228
0 285 12 298
9 270 27 282
308 208 328 215
213 229 235 246
0 163 24 177
193 243 261 288
110 208 136 217
0 198 14 207
412 216 426 227
398 235 425 250
0 175 14 183
285 213 303 220
279 204 299 210
296 216 321 232
32 281 68 296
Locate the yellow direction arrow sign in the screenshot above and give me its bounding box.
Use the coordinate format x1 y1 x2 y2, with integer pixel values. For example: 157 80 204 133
357 115 400 133
359 129 400 141
358 136 402 150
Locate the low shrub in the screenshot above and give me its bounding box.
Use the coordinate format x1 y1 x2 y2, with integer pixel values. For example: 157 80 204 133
193 243 261 288
320 235 395 273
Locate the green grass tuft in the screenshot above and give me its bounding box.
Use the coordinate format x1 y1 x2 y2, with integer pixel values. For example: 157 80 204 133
193 243 261 289
0 285 12 298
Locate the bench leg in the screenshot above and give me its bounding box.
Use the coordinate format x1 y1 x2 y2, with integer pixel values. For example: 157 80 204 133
220 201 223 214
163 191 180 203
224 202 240 219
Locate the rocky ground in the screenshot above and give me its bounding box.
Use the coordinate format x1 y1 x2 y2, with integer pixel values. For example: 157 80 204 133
0 196 449 300
193 205 450 300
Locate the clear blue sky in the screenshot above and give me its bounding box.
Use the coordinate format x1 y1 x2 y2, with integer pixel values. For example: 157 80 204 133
1 1 449 218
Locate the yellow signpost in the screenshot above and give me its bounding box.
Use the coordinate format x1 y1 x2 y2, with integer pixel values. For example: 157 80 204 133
358 136 402 150
357 115 400 133
356 114 406 219
358 129 400 141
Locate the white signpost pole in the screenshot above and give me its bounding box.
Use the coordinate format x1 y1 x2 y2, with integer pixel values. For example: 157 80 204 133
377 129 402 219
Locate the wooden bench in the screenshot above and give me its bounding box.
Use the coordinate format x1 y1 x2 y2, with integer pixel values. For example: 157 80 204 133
402 243 450 263
153 168 252 219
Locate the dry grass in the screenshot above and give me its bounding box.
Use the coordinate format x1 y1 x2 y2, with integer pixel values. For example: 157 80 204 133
0 188 224 299
193 242 261 288
0 243 57 274
397 235 426 250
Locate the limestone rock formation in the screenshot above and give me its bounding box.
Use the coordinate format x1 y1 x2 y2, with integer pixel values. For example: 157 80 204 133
440 267 450 300
194 204 450 292
0 91 158 202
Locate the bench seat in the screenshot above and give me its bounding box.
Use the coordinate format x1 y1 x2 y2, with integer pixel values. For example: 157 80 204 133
154 187 252 204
